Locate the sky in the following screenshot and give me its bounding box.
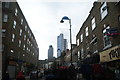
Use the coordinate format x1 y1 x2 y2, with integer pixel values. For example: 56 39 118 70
17 0 96 60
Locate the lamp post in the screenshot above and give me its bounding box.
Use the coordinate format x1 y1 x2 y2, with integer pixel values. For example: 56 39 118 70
60 16 72 64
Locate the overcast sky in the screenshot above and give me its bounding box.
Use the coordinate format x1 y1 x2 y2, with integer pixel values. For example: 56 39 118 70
17 0 96 60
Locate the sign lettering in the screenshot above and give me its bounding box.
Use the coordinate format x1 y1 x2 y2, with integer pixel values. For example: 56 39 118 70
109 47 120 59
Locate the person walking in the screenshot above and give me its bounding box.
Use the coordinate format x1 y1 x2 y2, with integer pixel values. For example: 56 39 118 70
4 71 9 80
16 71 25 80
68 64 77 80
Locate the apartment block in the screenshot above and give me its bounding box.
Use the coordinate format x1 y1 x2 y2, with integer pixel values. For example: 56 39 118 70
2 2 39 79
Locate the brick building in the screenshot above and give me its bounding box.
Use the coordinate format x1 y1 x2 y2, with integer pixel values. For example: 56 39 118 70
76 2 120 64
2 2 39 79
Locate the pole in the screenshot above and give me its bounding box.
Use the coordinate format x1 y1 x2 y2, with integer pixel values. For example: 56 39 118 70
69 19 72 64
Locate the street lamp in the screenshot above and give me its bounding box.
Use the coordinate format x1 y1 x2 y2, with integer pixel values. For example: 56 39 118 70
60 16 72 64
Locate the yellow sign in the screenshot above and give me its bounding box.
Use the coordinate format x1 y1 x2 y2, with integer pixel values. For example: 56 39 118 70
100 45 120 62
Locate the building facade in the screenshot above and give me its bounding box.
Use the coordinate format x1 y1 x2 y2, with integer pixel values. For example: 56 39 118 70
0 2 2 80
63 39 68 52
2 2 39 79
48 45 53 60
57 33 64 57
57 33 68 57
76 2 120 65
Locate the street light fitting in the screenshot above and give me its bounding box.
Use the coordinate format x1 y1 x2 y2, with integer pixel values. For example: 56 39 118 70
60 20 64 23
61 16 70 20
60 16 70 23
60 16 72 64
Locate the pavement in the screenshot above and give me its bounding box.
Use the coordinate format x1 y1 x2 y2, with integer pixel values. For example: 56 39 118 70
25 76 44 80
25 75 86 80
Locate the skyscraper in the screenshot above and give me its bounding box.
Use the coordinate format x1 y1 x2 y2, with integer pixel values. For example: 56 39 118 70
63 39 68 52
57 33 68 57
48 45 53 60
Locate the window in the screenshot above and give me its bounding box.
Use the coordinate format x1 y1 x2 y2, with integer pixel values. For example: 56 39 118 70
29 41 31 45
21 19 23 24
90 34 97 44
2 44 4 52
33 53 34 56
77 39 79 46
27 47 29 51
100 2 108 20
81 47 84 59
23 44 25 50
81 47 84 54
91 17 96 30
91 35 98 53
19 40 21 47
85 27 88 36
3 14 8 22
12 34 15 42
27 39 29 44
29 33 31 37
2 29 6 37
23 54 25 57
118 16 120 22
28 30 30 34
20 29 22 36
13 20 16 29
31 44 32 47
5 2 10 8
86 40 89 50
25 26 27 31
15 8 18 16
103 25 111 49
80 34 83 42
24 35 26 40
78 51 80 60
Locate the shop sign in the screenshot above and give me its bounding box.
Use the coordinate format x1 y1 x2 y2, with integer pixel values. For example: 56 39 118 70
100 45 120 62
9 61 17 66
106 28 120 37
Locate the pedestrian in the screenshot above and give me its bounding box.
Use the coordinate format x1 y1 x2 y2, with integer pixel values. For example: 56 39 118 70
4 71 9 80
68 64 77 80
115 66 120 80
16 71 25 80
80 64 93 80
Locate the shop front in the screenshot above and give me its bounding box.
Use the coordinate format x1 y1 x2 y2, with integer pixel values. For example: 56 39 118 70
8 60 17 79
100 45 120 80
100 45 120 63
83 53 100 64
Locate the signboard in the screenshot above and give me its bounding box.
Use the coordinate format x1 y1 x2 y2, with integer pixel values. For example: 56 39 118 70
100 45 120 63
106 28 120 36
9 61 17 66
